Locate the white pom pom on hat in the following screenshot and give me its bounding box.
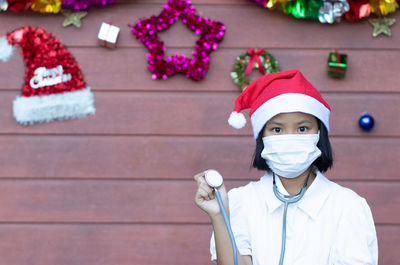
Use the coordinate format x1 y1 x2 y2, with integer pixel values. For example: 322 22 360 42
228 111 246 129
0 36 15 62
227 69 331 139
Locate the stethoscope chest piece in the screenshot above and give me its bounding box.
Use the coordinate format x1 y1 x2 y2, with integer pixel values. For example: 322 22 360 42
205 169 223 189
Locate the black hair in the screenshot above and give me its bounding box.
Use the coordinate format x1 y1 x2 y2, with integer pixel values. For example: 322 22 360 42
252 119 333 172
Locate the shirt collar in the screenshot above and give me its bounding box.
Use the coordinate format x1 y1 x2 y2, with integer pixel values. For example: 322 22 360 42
260 170 332 220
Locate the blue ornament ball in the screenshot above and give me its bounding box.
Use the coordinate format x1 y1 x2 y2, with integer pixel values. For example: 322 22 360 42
359 113 375 131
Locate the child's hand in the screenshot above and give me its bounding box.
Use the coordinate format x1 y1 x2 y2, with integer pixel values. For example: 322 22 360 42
194 172 229 218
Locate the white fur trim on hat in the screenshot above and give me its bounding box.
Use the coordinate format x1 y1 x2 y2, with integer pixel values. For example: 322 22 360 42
13 87 96 125
228 111 246 129
0 36 15 62
250 93 330 139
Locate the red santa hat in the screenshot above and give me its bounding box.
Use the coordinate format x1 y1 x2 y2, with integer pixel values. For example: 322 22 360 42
228 69 331 139
0 26 95 125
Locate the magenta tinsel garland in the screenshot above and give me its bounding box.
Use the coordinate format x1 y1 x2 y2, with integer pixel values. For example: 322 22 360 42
61 0 114 11
129 0 225 81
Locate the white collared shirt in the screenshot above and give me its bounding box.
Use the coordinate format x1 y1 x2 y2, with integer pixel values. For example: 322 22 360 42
210 171 378 265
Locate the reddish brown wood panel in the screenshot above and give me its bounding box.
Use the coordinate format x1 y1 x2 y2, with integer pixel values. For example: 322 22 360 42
376 225 400 265
1 136 399 180
0 136 399 180
0 224 397 265
0 5 399 49
0 91 399 136
0 224 213 265
0 179 398 224
1 48 400 93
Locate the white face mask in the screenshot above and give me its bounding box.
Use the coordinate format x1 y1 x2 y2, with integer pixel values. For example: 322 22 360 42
261 133 322 179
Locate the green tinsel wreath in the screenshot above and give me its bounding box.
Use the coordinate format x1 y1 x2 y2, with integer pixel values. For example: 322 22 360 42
231 48 280 91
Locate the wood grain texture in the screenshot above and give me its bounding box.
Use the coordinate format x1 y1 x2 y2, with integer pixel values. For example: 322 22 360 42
0 224 212 265
0 179 398 224
0 224 397 265
0 91 399 136
0 136 399 180
1 48 400 93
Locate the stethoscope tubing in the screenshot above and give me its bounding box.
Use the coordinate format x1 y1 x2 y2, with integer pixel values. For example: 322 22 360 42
273 184 307 265
273 172 310 265
214 188 239 265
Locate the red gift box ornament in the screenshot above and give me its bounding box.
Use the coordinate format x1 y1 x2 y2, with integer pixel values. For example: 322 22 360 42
98 22 120 48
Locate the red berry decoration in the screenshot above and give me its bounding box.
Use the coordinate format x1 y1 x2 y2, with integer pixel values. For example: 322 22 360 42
129 0 225 81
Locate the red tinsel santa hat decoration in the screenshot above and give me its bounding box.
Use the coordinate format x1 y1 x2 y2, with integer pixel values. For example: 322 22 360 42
0 26 95 125
228 69 331 139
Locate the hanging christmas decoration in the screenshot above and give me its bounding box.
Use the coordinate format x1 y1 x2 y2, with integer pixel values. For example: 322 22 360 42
369 17 396 36
358 112 375 131
2 0 114 27
0 0 113 23
231 48 280 91
61 0 113 11
250 0 398 24
31 0 61 13
61 10 87 27
0 26 95 125
281 0 322 19
318 0 350 23
327 50 347 78
6 0 32 12
129 0 225 81
344 0 371 21
369 0 398 15
97 22 120 48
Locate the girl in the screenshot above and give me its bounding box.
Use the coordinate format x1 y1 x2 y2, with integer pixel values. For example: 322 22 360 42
194 70 377 265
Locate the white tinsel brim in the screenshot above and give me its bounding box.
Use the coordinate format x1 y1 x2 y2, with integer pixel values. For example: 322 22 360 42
13 87 96 125
0 36 15 62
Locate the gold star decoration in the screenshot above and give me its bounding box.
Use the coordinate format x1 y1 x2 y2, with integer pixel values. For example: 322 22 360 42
368 17 396 37
61 10 88 28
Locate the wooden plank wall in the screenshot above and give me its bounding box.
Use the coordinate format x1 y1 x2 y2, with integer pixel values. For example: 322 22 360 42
0 1 399 264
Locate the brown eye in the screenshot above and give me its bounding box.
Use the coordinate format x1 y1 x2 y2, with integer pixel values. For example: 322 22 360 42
272 128 282 133
298 127 307 133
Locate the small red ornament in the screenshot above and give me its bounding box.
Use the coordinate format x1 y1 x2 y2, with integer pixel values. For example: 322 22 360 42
7 0 32 11
344 0 371 21
129 0 225 81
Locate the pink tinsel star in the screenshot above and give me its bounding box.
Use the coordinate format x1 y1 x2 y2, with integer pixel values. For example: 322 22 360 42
130 0 225 81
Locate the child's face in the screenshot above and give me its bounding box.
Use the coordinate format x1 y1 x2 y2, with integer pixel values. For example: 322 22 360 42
263 112 318 137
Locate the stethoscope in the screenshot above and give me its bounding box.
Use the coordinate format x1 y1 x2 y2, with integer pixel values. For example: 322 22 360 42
204 169 311 265
205 169 239 265
273 171 311 265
